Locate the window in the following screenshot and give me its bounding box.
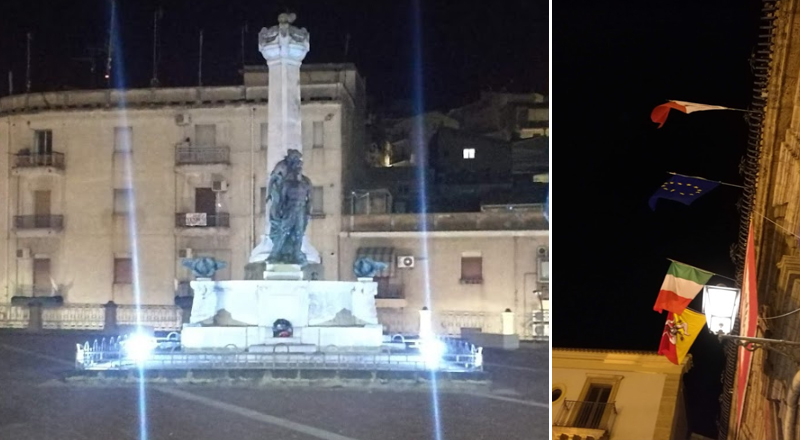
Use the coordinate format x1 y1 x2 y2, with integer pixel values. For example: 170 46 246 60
260 123 268 150
195 124 216 147
114 258 133 284
114 189 132 214
460 253 483 283
114 126 132 153
34 130 52 154
462 148 475 159
312 121 324 148
552 384 567 405
574 384 613 429
569 375 622 430
311 186 324 215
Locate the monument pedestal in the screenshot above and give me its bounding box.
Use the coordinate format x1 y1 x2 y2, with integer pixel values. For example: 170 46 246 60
264 263 304 280
183 279 383 351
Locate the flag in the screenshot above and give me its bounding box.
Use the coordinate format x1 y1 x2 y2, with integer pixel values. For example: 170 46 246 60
651 100 734 128
649 174 719 210
735 221 758 433
658 308 705 365
654 261 713 314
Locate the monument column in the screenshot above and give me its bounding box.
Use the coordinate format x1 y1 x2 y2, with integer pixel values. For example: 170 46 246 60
250 13 319 265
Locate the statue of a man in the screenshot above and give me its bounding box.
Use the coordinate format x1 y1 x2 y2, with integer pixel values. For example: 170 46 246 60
267 150 312 265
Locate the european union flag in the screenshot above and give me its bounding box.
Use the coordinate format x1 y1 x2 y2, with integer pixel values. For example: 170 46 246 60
649 175 719 210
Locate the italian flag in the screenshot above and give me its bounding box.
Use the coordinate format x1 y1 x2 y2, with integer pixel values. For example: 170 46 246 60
650 100 734 128
653 261 713 314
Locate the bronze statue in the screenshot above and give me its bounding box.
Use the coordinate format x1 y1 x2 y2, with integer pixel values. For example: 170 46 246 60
267 149 312 265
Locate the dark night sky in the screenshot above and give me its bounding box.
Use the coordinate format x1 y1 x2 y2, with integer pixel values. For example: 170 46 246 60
0 0 548 112
554 1 762 437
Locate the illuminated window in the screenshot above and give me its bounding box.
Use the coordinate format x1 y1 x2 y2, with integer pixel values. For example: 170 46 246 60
463 148 475 159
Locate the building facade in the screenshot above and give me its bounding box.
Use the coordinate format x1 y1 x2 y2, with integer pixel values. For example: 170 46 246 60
552 349 692 440
0 64 364 323
733 1 800 439
0 64 549 339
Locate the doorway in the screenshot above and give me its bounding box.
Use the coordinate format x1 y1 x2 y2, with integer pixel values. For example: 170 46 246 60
34 190 51 228
195 188 216 225
575 383 613 429
33 258 51 296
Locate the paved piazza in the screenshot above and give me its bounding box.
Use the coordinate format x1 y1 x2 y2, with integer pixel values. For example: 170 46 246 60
0 332 548 440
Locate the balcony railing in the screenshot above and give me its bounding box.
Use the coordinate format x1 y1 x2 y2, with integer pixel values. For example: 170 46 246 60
175 146 230 165
376 284 404 299
554 400 617 432
14 152 65 170
343 211 547 232
14 215 64 230
175 212 230 228
15 285 60 297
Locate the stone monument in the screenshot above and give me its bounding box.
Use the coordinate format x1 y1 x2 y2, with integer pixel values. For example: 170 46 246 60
182 14 383 352
249 12 320 270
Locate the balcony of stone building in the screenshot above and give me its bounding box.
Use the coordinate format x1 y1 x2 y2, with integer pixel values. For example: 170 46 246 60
14 285 61 298
12 151 66 176
375 283 406 308
174 144 230 173
13 215 64 237
552 400 617 440
341 209 547 234
174 212 230 236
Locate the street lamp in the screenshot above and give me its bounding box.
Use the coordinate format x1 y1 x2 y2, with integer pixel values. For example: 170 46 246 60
702 285 740 336
703 284 800 356
703 285 800 440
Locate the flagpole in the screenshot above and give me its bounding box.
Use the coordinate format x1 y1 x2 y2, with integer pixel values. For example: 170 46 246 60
667 172 745 189
665 100 757 113
666 258 736 282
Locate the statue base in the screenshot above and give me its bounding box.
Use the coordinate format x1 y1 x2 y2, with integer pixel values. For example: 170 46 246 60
264 264 304 281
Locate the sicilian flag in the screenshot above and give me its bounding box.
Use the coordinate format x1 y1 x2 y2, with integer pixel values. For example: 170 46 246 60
651 101 734 128
653 261 713 314
658 308 706 365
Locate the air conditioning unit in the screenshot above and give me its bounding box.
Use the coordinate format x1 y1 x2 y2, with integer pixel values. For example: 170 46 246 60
212 180 228 192
175 113 191 126
397 255 415 269
16 248 31 259
537 246 549 258
178 248 193 259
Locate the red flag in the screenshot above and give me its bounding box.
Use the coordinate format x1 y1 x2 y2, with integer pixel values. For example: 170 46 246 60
735 221 758 433
650 100 733 128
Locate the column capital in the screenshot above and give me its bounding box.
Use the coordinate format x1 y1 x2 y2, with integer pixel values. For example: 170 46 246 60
258 13 310 64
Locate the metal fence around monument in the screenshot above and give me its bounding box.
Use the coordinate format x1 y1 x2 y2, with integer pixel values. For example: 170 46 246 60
76 335 483 372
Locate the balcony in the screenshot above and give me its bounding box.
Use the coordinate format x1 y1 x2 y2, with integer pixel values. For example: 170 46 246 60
553 400 617 440
12 152 65 175
343 211 547 234
175 145 230 170
175 212 230 236
375 284 406 308
14 285 61 298
13 215 64 237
